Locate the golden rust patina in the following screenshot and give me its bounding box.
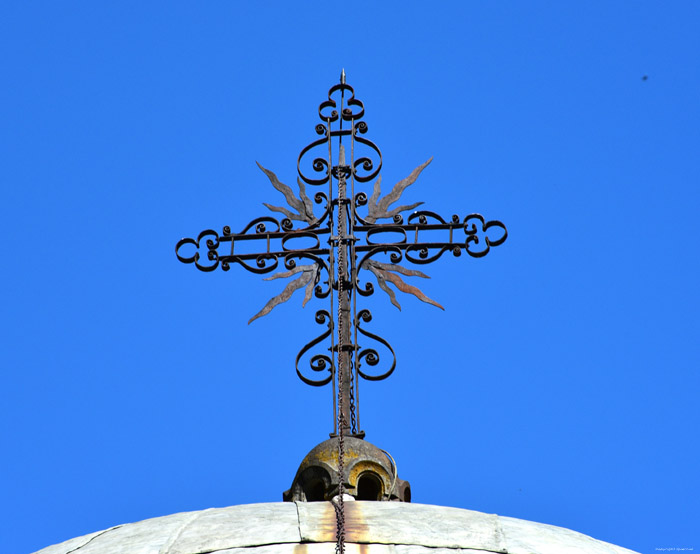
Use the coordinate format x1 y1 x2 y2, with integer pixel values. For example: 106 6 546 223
283 437 410 502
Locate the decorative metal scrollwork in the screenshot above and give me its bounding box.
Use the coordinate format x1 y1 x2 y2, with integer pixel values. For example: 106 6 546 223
176 73 508 433
175 230 220 272
298 80 381 187
355 310 396 382
296 310 334 386
463 214 508 257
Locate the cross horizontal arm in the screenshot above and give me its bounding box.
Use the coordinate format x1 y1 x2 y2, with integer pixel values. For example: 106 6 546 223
176 223 332 274
349 211 507 273
217 248 331 274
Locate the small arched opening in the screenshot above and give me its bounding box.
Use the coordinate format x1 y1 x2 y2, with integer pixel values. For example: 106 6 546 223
303 478 326 502
356 472 383 501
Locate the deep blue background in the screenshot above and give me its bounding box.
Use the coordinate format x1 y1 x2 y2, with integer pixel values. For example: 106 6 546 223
2 2 698 553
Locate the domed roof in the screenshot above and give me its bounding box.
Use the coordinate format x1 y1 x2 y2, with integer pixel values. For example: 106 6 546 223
33 501 639 554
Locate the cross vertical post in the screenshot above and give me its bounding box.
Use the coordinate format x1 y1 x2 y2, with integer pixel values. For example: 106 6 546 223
336 143 353 437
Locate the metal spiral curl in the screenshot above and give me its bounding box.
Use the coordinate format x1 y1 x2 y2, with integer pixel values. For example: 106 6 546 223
407 210 448 225
298 80 381 186
175 230 220 272
404 244 453 265
249 255 279 274
355 309 396 381
283 252 332 298
355 246 405 296
236 216 282 235
295 310 334 387
283 191 333 232
351 125 382 183
318 83 365 123
298 126 331 186
463 214 508 258
356 280 375 297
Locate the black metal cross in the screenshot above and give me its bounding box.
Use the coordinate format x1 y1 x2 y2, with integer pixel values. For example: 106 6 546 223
176 73 507 437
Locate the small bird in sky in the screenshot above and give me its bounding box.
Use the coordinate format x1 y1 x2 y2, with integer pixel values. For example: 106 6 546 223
642 75 649 81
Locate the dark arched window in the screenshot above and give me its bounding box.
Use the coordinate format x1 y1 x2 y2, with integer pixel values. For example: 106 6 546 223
304 478 326 502
356 473 382 501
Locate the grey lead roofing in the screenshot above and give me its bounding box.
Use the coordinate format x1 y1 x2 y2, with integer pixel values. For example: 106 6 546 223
33 501 639 554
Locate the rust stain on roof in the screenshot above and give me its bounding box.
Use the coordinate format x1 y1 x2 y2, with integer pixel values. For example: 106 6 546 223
344 502 371 543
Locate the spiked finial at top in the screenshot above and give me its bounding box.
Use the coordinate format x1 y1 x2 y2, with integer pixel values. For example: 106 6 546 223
340 68 346 85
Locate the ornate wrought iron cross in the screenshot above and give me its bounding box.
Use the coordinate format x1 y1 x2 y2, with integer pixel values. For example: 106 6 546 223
176 72 507 437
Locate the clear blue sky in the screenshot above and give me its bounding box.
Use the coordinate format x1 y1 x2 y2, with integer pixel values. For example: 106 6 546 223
2 2 698 553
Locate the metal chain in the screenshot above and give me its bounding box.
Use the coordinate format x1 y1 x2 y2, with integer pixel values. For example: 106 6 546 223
348 362 357 434
333 413 346 554
334 167 347 554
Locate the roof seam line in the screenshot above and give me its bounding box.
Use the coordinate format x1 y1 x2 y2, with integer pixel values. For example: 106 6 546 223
217 540 505 553
293 501 303 543
63 525 124 554
193 539 324 553
158 508 213 554
494 514 509 553
293 542 505 552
